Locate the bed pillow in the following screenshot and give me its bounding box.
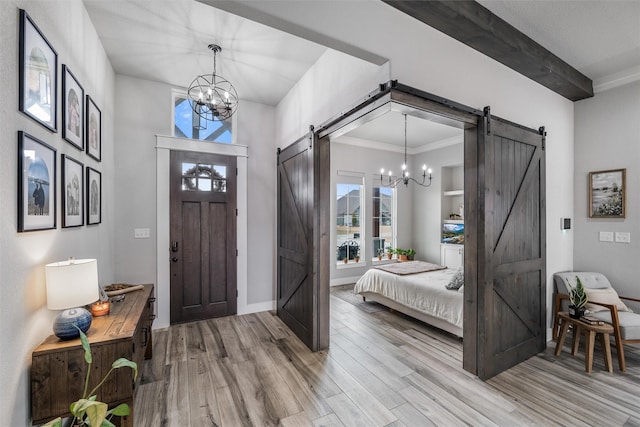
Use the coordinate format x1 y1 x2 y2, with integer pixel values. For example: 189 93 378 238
584 287 632 313
446 267 464 290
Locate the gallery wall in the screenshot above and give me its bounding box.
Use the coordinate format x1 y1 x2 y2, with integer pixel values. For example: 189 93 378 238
574 81 640 308
0 0 115 423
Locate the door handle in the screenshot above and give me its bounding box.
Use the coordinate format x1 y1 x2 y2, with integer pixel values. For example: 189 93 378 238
171 257 178 263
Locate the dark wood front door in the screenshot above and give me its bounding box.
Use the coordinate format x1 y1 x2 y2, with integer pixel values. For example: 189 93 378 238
470 117 546 380
170 150 237 324
277 133 319 350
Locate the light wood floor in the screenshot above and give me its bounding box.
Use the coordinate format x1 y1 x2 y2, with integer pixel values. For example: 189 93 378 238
135 294 640 426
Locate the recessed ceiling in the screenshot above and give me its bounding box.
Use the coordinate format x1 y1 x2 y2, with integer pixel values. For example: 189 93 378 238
477 0 640 83
83 0 327 106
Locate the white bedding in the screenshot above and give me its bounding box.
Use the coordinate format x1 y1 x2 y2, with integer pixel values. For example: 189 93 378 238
353 267 463 330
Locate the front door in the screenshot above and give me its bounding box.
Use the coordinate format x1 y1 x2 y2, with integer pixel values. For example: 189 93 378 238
469 116 547 380
170 150 237 324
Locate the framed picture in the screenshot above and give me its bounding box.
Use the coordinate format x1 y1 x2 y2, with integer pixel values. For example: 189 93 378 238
589 168 626 218
86 95 101 161
86 167 101 225
62 65 84 149
18 131 56 232
18 9 57 132
62 154 84 228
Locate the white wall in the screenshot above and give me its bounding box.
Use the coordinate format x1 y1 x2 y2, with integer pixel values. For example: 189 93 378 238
114 76 278 325
0 1 115 423
574 81 640 309
266 1 575 334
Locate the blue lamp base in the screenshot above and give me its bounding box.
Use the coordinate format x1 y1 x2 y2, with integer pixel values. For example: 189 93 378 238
53 307 92 340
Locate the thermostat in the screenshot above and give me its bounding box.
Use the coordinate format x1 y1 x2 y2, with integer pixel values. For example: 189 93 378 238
561 218 571 230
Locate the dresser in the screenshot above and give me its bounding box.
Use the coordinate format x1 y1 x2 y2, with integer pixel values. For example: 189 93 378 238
31 284 155 426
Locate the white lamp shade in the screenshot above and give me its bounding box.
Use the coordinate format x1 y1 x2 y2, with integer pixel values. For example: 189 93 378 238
45 259 100 310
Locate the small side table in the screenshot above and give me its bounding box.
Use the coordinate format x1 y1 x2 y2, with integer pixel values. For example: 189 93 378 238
554 311 614 373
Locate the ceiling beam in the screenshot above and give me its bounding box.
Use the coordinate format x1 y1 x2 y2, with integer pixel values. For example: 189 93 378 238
382 0 593 101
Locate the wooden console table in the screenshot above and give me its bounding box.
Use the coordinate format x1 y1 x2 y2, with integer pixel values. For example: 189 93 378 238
31 284 155 426
554 311 614 373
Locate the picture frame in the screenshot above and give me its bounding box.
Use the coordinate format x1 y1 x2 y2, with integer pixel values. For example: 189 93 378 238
18 131 56 232
589 168 626 218
62 154 84 228
18 9 58 132
62 65 84 149
86 95 101 161
86 167 102 225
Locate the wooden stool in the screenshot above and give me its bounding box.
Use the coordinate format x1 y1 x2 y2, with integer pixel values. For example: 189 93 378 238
554 312 614 373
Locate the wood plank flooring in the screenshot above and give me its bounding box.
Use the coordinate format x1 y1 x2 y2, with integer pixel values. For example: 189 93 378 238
135 293 640 426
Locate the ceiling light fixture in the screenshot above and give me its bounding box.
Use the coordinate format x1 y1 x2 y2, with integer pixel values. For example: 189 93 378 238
380 113 433 188
187 43 238 123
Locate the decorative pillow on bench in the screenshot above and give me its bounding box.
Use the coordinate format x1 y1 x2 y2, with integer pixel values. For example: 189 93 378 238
584 287 633 313
446 267 464 290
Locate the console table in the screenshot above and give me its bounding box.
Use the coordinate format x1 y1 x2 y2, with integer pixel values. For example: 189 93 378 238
31 284 155 426
554 311 614 373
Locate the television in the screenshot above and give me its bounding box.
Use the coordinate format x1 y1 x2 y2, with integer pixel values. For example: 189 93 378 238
442 221 464 244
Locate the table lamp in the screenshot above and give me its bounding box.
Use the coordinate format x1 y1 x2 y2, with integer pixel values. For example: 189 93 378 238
45 258 100 340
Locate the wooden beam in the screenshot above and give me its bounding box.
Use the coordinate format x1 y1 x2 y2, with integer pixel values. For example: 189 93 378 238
382 0 593 101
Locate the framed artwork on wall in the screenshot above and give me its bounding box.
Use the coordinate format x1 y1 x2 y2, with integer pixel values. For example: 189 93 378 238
589 168 626 218
62 65 84 149
62 154 84 228
86 167 101 225
86 95 101 161
18 131 57 232
18 9 58 132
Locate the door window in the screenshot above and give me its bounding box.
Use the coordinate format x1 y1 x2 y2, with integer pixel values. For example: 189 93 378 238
181 163 227 192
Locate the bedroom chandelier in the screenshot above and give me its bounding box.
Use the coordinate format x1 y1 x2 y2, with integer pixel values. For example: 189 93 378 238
380 113 433 188
187 43 238 124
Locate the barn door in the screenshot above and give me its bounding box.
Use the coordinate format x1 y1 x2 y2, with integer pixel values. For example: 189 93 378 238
472 111 546 380
277 129 322 350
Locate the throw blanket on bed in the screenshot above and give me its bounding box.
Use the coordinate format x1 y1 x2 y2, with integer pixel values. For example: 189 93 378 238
375 261 446 275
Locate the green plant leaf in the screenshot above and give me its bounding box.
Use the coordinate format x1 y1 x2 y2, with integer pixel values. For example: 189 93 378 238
85 401 108 427
42 418 62 427
101 419 117 427
112 358 138 381
108 403 130 416
78 327 92 364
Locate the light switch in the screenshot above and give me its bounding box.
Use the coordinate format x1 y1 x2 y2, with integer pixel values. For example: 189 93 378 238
134 228 150 239
599 231 613 242
615 232 630 243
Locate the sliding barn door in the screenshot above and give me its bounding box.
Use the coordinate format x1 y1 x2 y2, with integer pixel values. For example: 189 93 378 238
277 131 324 350
471 115 546 380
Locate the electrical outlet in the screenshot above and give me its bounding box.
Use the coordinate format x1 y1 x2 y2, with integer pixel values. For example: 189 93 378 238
134 228 150 239
615 232 630 243
599 231 613 242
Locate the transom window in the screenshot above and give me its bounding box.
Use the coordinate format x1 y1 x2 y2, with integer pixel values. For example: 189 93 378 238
173 90 232 143
181 163 226 192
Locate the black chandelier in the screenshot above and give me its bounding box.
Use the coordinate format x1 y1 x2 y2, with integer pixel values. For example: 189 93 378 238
380 113 433 188
187 44 238 124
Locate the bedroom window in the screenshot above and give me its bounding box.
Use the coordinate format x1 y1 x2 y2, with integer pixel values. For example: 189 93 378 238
336 179 363 264
372 186 394 258
172 89 232 143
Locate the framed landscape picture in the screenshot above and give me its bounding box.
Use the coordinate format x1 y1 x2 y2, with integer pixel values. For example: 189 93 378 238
18 131 56 231
86 95 101 161
62 154 84 227
62 65 84 149
589 168 626 218
86 167 101 225
19 9 57 132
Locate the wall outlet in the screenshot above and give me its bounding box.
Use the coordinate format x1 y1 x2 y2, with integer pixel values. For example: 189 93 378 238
599 231 614 242
615 232 630 243
134 228 150 239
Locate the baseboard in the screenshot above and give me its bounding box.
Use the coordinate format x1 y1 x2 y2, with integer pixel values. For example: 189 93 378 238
330 276 362 287
237 300 276 315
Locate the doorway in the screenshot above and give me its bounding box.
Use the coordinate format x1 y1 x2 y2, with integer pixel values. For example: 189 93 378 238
169 150 237 324
277 81 547 380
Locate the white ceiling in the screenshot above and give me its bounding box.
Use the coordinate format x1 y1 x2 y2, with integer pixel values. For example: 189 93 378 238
84 0 640 147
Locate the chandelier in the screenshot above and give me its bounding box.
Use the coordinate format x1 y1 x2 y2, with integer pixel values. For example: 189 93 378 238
187 44 238 124
380 113 433 188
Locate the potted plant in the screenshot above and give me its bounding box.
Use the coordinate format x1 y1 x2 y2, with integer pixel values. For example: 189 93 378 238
386 247 394 260
343 257 349 264
354 249 360 263
568 276 588 319
43 327 138 427
406 248 416 261
398 249 408 262
377 248 384 261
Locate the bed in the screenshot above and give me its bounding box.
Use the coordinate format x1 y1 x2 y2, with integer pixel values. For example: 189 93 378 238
353 261 464 337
